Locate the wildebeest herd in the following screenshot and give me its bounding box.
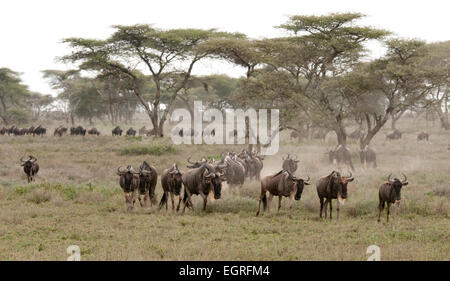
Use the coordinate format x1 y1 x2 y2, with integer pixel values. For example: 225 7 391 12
17 147 411 223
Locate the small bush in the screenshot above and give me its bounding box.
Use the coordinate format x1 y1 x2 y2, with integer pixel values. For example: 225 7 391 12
74 190 106 204
432 187 450 198
119 144 176 156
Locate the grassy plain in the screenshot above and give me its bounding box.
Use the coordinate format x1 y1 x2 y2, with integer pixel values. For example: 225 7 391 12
0 117 448 260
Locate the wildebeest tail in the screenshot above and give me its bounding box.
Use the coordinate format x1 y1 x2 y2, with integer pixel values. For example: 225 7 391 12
158 192 167 209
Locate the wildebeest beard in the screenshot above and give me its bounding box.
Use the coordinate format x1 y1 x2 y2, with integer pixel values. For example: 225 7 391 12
211 176 222 199
295 180 305 200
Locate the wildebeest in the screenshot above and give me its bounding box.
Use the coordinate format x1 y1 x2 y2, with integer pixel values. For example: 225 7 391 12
138 126 148 136
180 164 225 214
146 128 156 137
54 126 67 137
386 129 402 141
0 127 6 135
186 156 207 168
126 127 136 136
256 170 310 217
70 126 86 136
112 126 123 136
138 161 158 207
359 145 377 168
316 171 354 220
417 131 429 141
282 154 299 174
221 154 245 187
159 163 183 211
33 125 46 136
87 128 100 136
327 145 355 171
378 174 408 223
349 129 364 139
117 165 140 211
290 131 304 142
20 155 39 183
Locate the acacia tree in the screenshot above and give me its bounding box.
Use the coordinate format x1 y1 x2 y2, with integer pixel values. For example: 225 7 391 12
421 41 450 130
42 69 80 125
215 13 389 146
0 68 31 125
61 25 239 136
341 39 436 148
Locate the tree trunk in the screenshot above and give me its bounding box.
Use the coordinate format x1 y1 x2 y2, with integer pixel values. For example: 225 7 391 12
435 105 450 130
335 116 347 146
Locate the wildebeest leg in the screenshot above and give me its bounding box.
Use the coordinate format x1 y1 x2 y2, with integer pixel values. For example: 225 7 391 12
199 191 207 211
175 194 181 212
181 190 192 214
386 202 391 223
378 201 384 222
267 193 273 214
329 199 333 220
278 196 282 213
319 197 324 218
289 194 294 218
336 200 340 220
170 192 175 212
324 199 329 219
395 201 400 216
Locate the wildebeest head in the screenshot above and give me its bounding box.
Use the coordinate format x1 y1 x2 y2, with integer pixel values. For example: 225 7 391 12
117 165 139 192
187 156 207 168
329 171 354 204
287 172 310 200
139 161 154 179
282 154 299 173
202 165 225 199
168 164 183 195
387 173 408 202
20 155 37 169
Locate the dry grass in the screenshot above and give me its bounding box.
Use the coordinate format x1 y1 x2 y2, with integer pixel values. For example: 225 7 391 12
0 116 448 260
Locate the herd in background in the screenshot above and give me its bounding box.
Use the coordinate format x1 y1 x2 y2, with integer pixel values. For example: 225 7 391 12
18 148 409 222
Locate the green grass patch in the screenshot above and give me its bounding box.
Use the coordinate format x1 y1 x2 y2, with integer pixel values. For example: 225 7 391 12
119 144 176 156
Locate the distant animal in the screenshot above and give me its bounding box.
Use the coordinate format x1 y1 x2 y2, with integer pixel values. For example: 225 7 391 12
417 131 429 141
138 161 158 207
290 131 303 142
70 126 86 136
138 126 148 136
316 171 354 220
87 128 100 136
256 170 310 217
180 164 225 214
327 145 355 171
0 127 6 135
386 129 402 141
359 145 377 168
33 125 46 136
54 126 67 137
20 155 39 183
221 154 245 187
146 128 156 137
159 163 184 211
349 129 364 139
126 128 136 136
378 174 408 223
112 126 123 136
282 154 299 174
116 165 140 211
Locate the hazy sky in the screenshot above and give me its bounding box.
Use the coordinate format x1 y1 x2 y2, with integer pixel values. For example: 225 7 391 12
1 0 449 96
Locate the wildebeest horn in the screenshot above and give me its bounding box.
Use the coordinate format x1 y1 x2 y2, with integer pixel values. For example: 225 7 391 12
401 173 408 184
187 156 195 164
20 156 26 163
346 171 352 178
305 175 310 183
117 166 127 175
387 173 393 182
